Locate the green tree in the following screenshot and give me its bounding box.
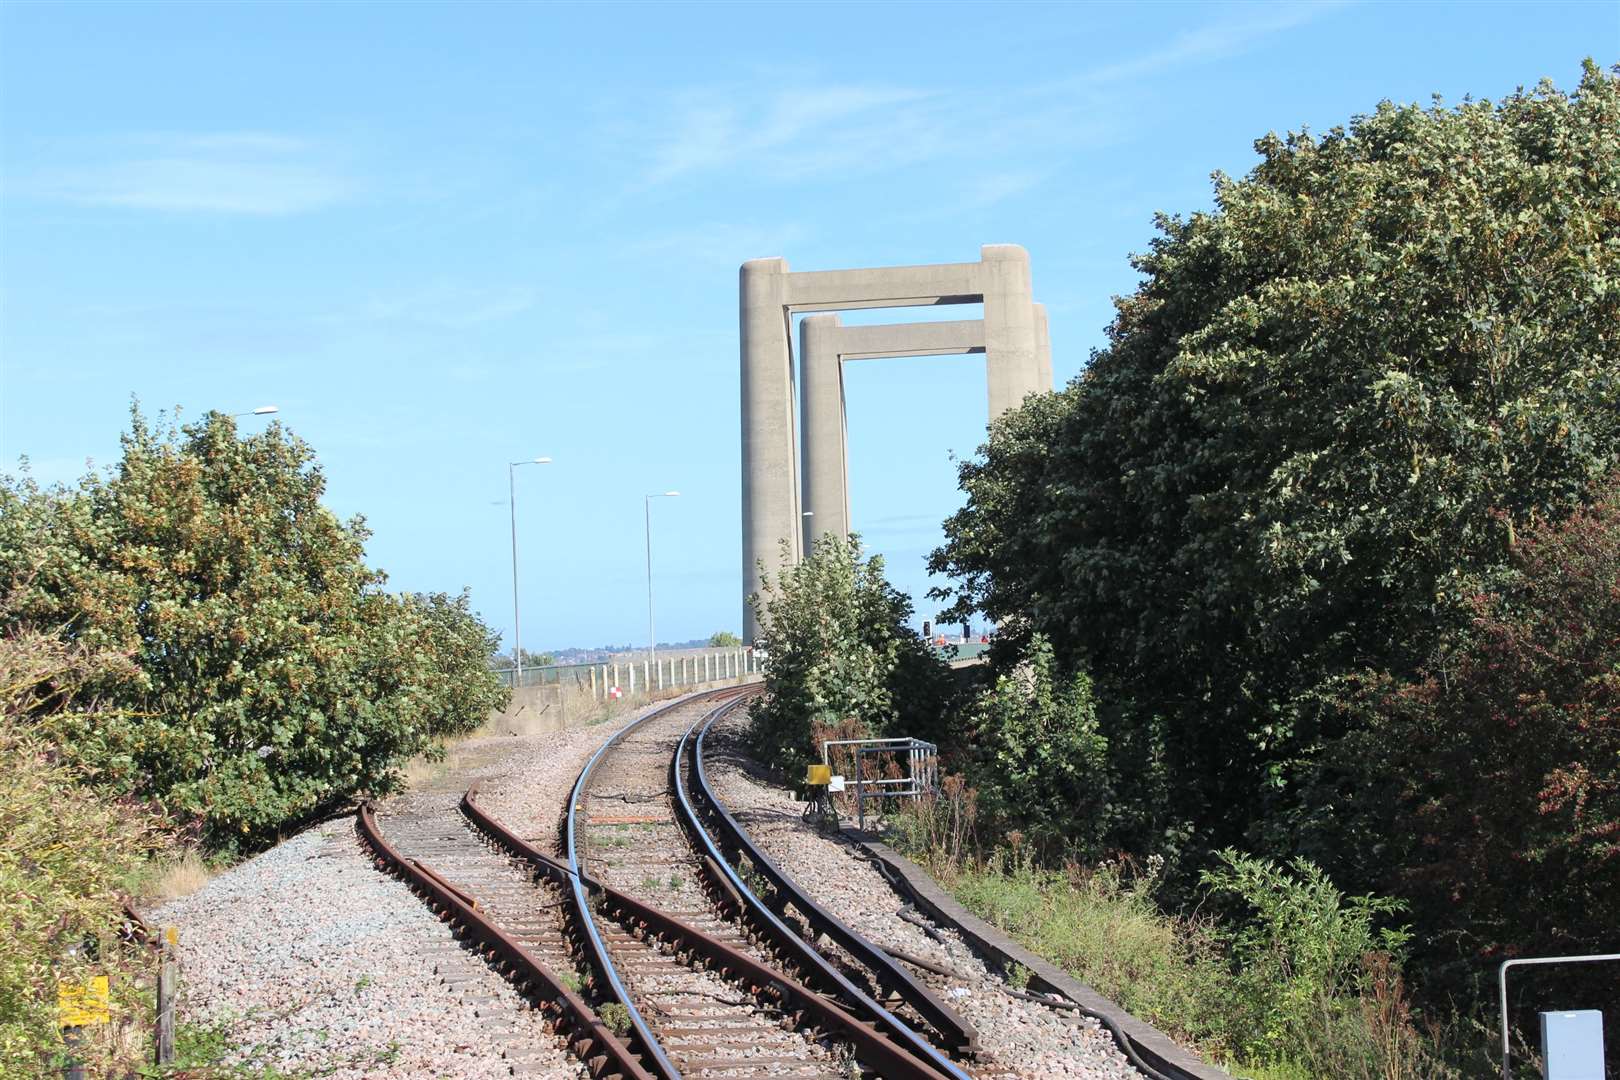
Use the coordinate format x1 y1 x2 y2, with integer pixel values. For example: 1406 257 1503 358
1318 474 1620 995
0 407 507 848
748 534 947 773
932 63 1620 855
497 648 556 669
707 630 742 648
962 636 1114 859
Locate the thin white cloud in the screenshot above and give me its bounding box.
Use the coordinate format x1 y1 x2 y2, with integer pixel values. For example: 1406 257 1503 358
628 2 1343 192
19 132 351 215
1080 1 1351 84
642 85 936 185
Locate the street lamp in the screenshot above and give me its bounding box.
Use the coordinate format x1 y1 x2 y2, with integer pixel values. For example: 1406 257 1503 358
232 405 279 418
509 456 554 687
645 491 680 672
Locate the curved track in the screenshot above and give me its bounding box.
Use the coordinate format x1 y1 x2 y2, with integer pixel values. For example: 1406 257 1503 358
356 801 651 1079
361 683 1146 1079
559 687 960 1080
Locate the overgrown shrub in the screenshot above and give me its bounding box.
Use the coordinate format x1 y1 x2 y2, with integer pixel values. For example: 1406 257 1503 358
931 63 1620 860
960 636 1114 860
1200 850 1420 1071
0 630 162 1078
748 534 949 773
1310 472 1620 1040
0 407 508 848
917 831 1454 1078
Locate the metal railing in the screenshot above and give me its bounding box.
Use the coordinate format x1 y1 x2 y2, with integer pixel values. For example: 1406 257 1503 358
491 646 759 697
821 736 940 831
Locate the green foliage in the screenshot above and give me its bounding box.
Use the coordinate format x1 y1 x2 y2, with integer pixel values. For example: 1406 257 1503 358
497 648 555 669
747 534 949 772
597 1001 631 1038
0 630 162 1078
932 64 1620 859
933 841 1453 1079
1199 850 1411 1067
1315 474 1620 1004
0 407 508 848
962 636 1113 859
707 630 742 648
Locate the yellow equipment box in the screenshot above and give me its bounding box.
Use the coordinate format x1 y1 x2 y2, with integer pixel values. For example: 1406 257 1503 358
58 975 110 1027
805 763 832 786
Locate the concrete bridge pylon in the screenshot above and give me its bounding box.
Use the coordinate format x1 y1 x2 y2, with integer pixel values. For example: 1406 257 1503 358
739 245 1050 643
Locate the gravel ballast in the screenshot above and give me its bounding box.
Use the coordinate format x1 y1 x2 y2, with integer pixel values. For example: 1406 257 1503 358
701 712 1147 1080
152 694 700 1079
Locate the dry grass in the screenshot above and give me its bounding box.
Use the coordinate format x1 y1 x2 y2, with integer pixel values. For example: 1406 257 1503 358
399 753 450 790
140 847 215 905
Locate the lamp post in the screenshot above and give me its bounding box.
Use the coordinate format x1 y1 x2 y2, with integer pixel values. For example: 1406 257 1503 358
232 405 279 418
509 456 554 687
645 491 680 672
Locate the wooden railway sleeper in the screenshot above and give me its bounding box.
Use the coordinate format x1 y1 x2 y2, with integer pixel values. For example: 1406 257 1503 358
466 777 961 1080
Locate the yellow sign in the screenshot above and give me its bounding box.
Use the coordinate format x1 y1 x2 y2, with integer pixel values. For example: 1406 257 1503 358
805 763 832 786
58 975 110 1027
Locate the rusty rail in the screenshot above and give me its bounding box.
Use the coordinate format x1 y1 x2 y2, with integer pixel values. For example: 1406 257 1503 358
355 802 655 1080
464 782 959 1080
672 695 979 1080
560 687 752 1080
684 699 980 1057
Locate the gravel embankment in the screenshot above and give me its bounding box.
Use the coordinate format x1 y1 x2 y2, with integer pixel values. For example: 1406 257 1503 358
152 693 702 1078
152 823 581 1078
702 713 1146 1080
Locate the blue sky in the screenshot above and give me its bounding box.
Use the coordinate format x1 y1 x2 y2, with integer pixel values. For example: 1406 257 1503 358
1 1 1614 651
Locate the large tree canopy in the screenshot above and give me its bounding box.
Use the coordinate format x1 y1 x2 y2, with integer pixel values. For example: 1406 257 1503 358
931 63 1620 851
1 408 507 847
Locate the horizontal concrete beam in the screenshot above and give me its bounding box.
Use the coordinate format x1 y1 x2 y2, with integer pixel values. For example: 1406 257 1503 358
783 262 984 312
837 319 986 360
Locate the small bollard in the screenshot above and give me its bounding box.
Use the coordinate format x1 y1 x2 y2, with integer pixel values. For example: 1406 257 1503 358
155 926 178 1066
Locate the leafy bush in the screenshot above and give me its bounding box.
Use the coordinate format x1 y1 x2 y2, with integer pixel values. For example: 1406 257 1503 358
960 636 1114 860
747 534 948 773
922 836 1453 1078
0 407 508 848
0 630 162 1078
1200 850 1414 1069
1313 472 1620 1033
931 64 1620 859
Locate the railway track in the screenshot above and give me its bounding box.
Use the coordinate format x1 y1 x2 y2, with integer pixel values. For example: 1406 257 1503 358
361 688 967 1079
556 687 977 1080
359 685 1107 1079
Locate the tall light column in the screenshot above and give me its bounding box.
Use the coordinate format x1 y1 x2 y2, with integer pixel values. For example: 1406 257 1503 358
509 456 553 687
645 491 680 673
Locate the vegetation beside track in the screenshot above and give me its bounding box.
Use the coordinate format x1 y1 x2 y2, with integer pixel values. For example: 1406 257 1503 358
1 404 508 851
751 64 1619 1078
1 406 507 1072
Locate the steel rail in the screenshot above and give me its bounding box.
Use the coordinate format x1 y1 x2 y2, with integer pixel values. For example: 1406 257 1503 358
463 782 959 1080
673 696 976 1080
688 701 979 1057
562 687 751 1080
354 802 654 1080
